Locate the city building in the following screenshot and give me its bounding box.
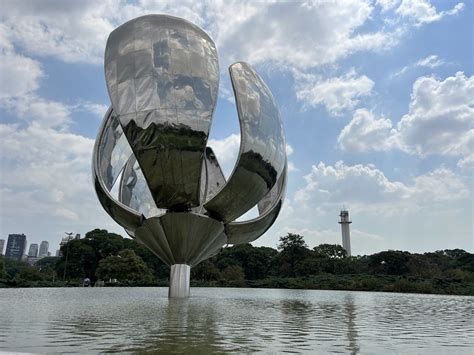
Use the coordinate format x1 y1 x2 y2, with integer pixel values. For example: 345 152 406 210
38 241 49 258
339 210 352 256
5 234 27 261
28 243 39 257
27 257 40 266
0 239 5 255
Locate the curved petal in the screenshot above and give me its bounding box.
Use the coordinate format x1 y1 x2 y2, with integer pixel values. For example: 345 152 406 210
204 62 286 222
192 146 226 214
134 213 225 267
92 107 142 232
226 163 287 245
119 155 166 218
105 15 219 209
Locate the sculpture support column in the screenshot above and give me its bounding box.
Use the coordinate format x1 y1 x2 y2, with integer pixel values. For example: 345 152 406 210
169 264 191 298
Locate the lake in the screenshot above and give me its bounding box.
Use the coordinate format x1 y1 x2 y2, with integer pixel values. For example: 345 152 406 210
0 287 473 353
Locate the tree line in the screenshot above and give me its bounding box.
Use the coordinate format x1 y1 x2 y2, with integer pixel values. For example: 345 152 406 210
1 229 473 295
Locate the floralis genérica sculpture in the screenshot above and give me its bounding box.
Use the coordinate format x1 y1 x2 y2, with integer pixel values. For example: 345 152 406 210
92 14 287 297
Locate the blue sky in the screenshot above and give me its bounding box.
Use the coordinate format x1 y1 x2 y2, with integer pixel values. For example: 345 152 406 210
0 0 472 255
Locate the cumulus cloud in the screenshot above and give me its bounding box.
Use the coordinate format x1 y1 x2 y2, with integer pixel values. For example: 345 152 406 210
0 52 43 98
2 96 72 129
0 19 119 241
294 161 469 215
207 134 241 177
377 0 400 12
0 0 400 70
295 70 374 116
338 109 398 152
338 72 474 168
457 153 474 171
396 0 464 26
397 72 474 157
0 123 114 232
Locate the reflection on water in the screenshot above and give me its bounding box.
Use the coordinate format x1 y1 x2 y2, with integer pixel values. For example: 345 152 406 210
0 288 473 353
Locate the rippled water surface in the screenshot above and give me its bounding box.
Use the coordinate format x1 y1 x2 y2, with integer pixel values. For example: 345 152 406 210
0 287 473 353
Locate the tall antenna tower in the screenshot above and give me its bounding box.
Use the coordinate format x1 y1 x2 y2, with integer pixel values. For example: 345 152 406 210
339 209 352 256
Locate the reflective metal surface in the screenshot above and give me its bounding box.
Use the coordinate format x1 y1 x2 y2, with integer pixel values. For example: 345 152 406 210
169 264 190 298
93 14 287 297
227 163 287 245
105 14 219 210
204 62 286 222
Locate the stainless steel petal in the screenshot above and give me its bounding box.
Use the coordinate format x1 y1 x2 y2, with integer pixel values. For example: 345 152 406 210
204 62 286 222
133 213 225 266
104 15 219 210
226 162 287 245
92 108 143 232
119 155 166 218
134 217 175 265
202 147 226 201
97 107 134 190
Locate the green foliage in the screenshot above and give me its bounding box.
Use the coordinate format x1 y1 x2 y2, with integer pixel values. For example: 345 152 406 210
96 249 154 284
1 229 472 295
274 233 311 277
0 256 5 279
220 265 245 286
313 244 347 259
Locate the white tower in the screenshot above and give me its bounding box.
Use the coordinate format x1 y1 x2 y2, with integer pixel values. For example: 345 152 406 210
339 210 352 256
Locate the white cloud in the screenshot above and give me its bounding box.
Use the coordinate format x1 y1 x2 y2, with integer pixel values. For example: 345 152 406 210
295 70 374 116
338 72 474 168
294 161 469 216
1 1 400 70
0 52 43 98
76 102 109 118
392 54 445 78
2 95 72 129
397 72 474 157
213 1 398 70
377 0 400 12
54 208 79 220
457 153 474 171
0 123 105 226
338 109 398 152
207 133 240 177
396 0 464 26
416 55 445 68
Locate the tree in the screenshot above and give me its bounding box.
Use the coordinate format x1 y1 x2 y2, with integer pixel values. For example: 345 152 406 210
274 233 311 277
95 249 154 284
220 265 245 282
192 260 221 281
368 251 411 275
216 244 278 280
123 238 170 279
0 256 5 279
314 244 347 259
277 233 308 251
56 240 97 280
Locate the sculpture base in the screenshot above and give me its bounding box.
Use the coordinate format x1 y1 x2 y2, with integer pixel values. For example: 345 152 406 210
169 264 190 298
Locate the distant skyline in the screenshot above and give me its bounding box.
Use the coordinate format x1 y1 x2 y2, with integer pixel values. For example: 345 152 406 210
0 0 472 255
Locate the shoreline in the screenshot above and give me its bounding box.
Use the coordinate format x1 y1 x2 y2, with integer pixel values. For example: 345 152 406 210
2 273 473 296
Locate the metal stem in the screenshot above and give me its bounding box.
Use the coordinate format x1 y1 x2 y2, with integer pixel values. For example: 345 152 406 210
169 264 191 298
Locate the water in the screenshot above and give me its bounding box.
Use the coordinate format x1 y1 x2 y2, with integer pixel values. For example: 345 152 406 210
0 288 473 353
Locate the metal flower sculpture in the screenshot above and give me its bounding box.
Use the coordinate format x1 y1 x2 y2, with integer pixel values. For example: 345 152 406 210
92 14 287 297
